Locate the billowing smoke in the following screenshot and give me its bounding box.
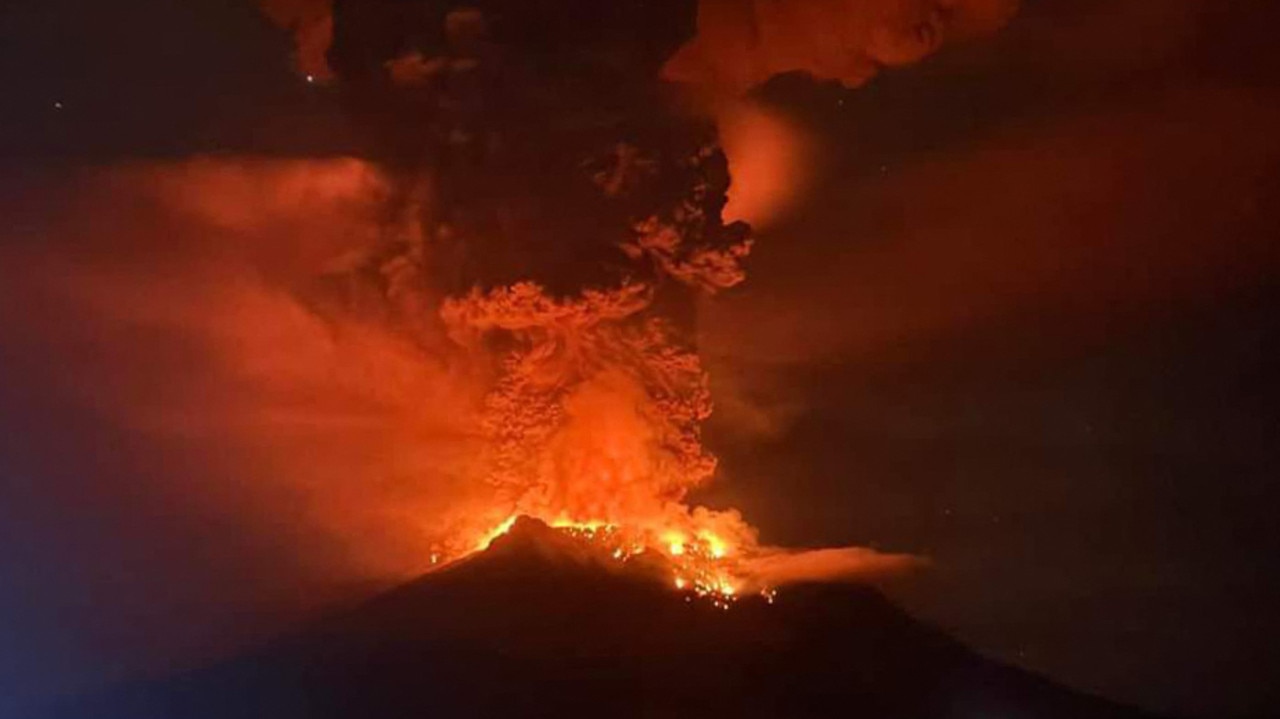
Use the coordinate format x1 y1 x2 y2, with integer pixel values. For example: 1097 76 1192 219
436 221 756 563
669 0 1020 227
663 0 1020 94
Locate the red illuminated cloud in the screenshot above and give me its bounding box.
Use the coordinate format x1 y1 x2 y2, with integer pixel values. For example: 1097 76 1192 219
664 0 1019 94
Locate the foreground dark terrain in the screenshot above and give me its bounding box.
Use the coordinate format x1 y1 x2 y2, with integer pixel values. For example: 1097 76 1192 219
44 518 1153 719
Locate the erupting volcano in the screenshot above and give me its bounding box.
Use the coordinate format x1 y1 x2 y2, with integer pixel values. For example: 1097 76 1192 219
10 0 1280 715
25 1 1157 716
257 0 1011 601
44 516 1152 718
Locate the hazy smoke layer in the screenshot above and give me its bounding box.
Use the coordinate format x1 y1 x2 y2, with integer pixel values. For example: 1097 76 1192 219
1 159 489 585
745 547 928 586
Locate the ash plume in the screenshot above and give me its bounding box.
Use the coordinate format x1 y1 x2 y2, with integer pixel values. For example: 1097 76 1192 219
1 159 488 584
0 3 1032 639
239 0 1030 588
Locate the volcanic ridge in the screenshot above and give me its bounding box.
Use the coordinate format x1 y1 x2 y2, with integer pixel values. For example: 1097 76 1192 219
46 517 1156 718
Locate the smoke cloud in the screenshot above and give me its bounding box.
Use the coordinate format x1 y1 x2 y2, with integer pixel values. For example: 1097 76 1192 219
663 0 1019 94
745 546 928 587
0 159 491 590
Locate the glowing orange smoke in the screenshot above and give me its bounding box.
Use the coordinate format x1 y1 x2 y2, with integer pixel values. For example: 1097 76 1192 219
420 202 913 600
718 102 816 228
3 155 938 616
664 0 1020 95
431 213 760 600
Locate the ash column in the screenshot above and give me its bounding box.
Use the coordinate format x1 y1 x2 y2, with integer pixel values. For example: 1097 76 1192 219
325 0 751 335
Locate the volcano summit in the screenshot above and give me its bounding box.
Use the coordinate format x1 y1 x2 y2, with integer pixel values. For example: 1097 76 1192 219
46 517 1153 719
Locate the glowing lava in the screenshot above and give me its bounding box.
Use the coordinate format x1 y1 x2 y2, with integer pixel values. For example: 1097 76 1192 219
431 194 759 605
473 514 750 606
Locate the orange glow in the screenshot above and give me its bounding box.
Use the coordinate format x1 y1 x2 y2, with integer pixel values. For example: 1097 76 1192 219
428 246 770 603
11 158 931 610
718 103 815 228
664 0 1020 94
475 515 519 551
424 231 933 601
469 516 745 603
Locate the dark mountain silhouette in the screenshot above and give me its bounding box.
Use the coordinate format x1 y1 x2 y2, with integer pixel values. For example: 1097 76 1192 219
45 517 1156 718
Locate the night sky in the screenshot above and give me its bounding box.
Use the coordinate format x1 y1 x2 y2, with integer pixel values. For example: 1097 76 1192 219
2 1 1279 718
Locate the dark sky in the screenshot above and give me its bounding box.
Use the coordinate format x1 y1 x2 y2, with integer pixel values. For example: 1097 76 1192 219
700 1 1280 715
1 1 1278 718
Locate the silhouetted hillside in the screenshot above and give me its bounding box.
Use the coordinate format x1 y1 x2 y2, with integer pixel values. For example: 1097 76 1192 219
45 517 1156 718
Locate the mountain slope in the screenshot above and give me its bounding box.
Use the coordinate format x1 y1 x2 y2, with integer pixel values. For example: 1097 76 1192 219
47 518 1155 718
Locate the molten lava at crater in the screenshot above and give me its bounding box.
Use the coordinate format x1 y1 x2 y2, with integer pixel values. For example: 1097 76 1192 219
444 512 919 612
466 515 751 608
